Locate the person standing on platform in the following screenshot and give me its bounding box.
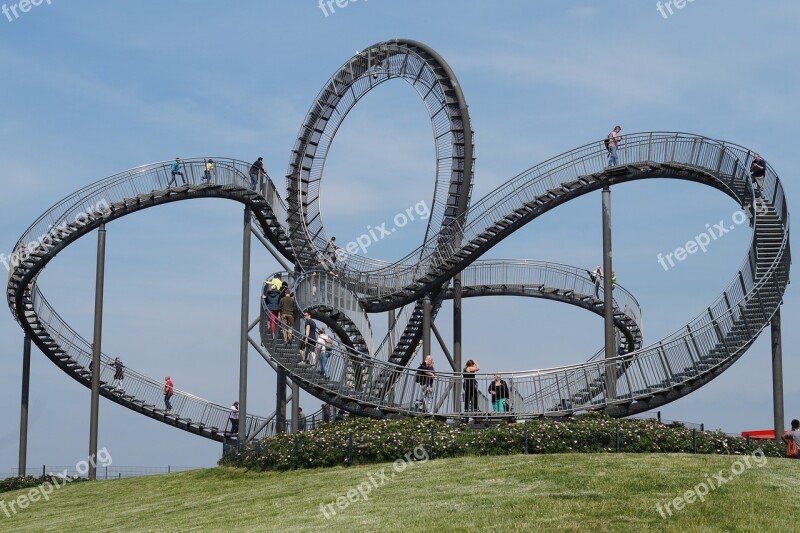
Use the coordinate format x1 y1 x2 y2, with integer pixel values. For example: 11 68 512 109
417 355 435 413
163 376 174 411
203 159 214 183
110 356 125 389
263 281 281 338
169 157 186 186
589 266 603 298
606 126 622 167
249 156 267 192
269 273 283 292
463 359 480 413
279 290 295 344
488 373 509 412
229 401 240 435
301 311 318 364
750 153 767 197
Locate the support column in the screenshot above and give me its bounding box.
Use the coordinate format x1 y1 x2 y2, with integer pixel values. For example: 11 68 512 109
276 367 287 433
602 185 616 401
88 223 106 480
453 274 462 413
238 208 252 443
388 308 396 356
251 226 292 272
18 334 31 477
771 307 784 443
422 295 432 358
290 380 300 434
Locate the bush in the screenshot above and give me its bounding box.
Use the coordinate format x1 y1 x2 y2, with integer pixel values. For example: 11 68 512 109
219 413 785 471
0 475 86 494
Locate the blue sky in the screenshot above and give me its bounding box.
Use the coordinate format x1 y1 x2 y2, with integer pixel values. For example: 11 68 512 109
1 0 798 471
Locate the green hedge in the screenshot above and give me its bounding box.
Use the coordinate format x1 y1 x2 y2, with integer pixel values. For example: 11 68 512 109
0 475 86 494
220 414 784 471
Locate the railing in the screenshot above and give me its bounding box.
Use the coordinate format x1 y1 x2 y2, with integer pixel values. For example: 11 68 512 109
324 133 764 299
8 157 288 288
5 158 301 440
3 465 204 480
371 298 417 362
6 132 788 429
256 134 788 418
14 273 318 446
453 259 642 333
366 258 642 364
25 283 312 441
294 270 374 353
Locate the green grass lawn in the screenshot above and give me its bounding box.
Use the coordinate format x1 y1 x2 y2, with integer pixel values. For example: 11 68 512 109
2 453 799 532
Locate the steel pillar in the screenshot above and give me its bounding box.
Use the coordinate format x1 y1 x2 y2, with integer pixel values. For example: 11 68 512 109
276 367 287 433
602 185 616 401
431 322 455 370
251 226 292 272
771 307 784 443
238 208 252 442
88 223 106 480
453 274 462 413
290 380 300 434
388 308 396 356
422 295 432 358
18 334 31 477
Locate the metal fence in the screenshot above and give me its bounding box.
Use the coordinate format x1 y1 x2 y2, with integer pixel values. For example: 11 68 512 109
1 465 204 480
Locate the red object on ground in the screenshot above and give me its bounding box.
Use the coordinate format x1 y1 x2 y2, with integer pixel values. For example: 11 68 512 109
741 429 787 440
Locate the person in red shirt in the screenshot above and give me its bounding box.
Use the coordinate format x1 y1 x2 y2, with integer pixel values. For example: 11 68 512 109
163 376 174 411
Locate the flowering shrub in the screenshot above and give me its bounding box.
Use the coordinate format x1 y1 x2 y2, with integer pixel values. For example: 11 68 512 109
219 413 784 471
0 475 86 494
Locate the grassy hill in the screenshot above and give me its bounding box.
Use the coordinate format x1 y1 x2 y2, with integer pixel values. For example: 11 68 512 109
2 454 799 532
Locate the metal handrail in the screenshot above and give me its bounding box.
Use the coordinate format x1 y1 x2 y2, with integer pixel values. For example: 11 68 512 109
9 158 289 283
324 133 769 295
369 258 642 363
25 283 285 439
6 133 789 426
254 134 788 417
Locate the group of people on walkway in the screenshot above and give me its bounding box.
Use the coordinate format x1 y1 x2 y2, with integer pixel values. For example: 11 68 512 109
416 355 513 415
261 273 303 346
588 266 616 298
262 272 338 380
263 274 290 339
88 345 173 415
605 125 768 203
299 311 334 379
165 156 269 190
